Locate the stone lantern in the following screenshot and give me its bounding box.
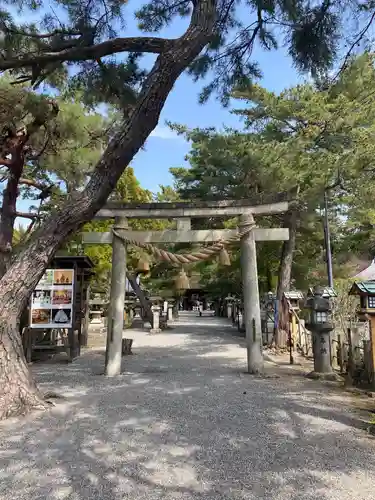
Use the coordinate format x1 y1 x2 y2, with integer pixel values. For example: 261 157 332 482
231 298 240 326
305 286 335 378
224 294 234 320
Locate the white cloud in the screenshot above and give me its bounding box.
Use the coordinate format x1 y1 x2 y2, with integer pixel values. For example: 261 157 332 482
150 125 180 140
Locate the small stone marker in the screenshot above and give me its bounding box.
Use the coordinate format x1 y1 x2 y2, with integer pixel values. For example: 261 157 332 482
150 305 162 333
168 304 173 321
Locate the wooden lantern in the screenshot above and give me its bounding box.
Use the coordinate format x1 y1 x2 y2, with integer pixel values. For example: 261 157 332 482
284 291 304 311
349 281 375 320
349 281 375 389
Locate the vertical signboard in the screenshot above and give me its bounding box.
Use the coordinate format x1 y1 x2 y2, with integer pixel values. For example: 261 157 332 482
30 269 75 329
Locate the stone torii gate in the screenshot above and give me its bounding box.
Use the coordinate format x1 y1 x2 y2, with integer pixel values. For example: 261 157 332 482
83 196 290 376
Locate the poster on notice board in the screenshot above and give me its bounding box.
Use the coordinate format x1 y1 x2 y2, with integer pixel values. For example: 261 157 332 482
30 269 74 329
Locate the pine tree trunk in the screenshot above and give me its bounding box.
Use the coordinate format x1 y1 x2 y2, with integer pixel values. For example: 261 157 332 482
275 209 298 347
0 315 48 419
0 153 24 276
0 8 214 419
266 262 273 292
126 272 153 324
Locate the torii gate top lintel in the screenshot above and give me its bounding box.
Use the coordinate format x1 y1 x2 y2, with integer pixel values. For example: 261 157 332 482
95 192 291 219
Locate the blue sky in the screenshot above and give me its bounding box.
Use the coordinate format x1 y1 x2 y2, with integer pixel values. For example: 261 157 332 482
132 46 302 193
10 1 306 220
125 9 304 193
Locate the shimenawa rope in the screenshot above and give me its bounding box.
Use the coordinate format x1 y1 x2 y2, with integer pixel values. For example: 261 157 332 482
112 220 256 265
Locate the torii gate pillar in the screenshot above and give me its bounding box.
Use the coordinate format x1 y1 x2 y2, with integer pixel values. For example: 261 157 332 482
240 214 263 373
105 216 128 377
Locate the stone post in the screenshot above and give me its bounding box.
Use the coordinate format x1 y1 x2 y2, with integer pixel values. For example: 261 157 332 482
172 300 179 319
240 213 263 374
150 305 161 333
105 217 128 377
227 302 233 320
168 304 174 321
238 310 243 331
232 302 237 326
313 331 333 374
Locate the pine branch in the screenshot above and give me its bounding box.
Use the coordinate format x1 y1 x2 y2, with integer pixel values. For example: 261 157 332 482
14 211 40 219
0 99 58 172
332 10 375 82
3 27 82 39
0 206 40 219
23 199 44 239
18 178 52 191
23 100 59 142
0 37 172 71
27 136 50 161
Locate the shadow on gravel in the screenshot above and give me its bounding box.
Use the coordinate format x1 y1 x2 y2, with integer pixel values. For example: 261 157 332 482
0 315 374 500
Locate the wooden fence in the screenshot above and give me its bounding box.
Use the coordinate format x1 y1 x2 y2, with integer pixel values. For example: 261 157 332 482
330 323 373 385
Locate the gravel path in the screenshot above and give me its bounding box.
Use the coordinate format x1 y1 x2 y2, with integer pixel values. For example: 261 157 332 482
1 312 375 500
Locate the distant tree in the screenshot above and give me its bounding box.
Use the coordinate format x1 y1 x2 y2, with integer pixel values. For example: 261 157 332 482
80 168 173 294
156 185 181 203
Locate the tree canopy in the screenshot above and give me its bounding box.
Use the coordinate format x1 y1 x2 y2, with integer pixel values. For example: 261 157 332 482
165 53 375 296
0 0 372 104
0 79 108 261
80 167 175 294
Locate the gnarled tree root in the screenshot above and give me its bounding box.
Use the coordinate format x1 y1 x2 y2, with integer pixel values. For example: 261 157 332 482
0 388 50 420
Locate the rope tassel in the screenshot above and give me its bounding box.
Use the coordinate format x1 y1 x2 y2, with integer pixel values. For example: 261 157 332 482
136 254 150 273
175 268 190 290
219 247 231 266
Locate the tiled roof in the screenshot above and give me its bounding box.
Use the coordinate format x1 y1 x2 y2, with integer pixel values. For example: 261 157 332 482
350 281 375 295
353 259 375 280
